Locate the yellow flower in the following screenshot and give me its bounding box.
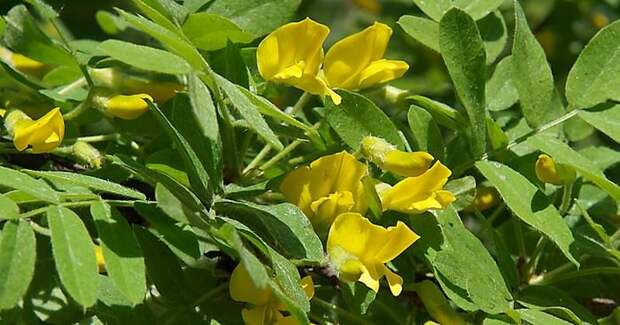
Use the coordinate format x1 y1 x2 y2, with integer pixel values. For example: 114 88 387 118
361 136 434 177
95 245 106 274
280 151 367 233
327 213 419 295
10 53 46 75
8 108 65 153
257 18 341 104
380 161 455 214
465 187 499 212
104 93 153 120
535 154 575 186
0 108 6 118
324 22 409 91
229 264 314 325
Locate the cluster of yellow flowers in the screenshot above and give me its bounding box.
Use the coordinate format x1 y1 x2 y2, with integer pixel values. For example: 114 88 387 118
229 137 455 324
275 136 454 300
257 18 409 105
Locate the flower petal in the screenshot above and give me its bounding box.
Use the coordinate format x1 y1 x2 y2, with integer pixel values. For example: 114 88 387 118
380 161 453 214
257 18 329 82
382 150 433 177
380 264 404 296
359 59 409 89
13 108 64 153
374 221 420 263
229 264 272 306
324 22 392 90
241 306 271 325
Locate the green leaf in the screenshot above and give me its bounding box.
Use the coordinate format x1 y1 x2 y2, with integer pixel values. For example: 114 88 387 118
408 104 445 161
48 205 99 308
148 101 213 205
579 146 620 171
134 202 201 265
133 226 191 304
130 0 185 33
0 195 19 220
399 10 506 65
173 76 223 192
183 13 252 51
115 8 205 70
214 199 324 262
476 161 579 266
155 183 195 224
565 20 620 109
237 85 314 135
408 95 467 130
511 0 563 128
213 73 284 150
478 11 507 65
517 309 573 325
91 201 146 305
0 220 36 310
326 90 405 150
3 5 75 65
98 40 191 74
269 251 311 314
95 11 127 34
206 0 301 39
431 207 512 314
517 285 597 325
108 154 209 227
341 281 376 315
24 170 146 200
526 134 620 201
0 166 59 203
444 176 476 211
398 15 439 52
219 223 270 290
439 8 487 157
413 0 503 21
577 104 620 143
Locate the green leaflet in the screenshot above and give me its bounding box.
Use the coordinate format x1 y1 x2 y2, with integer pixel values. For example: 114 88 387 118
565 20 620 109
0 167 59 203
577 104 620 143
511 0 563 128
325 90 405 150
48 205 99 308
439 8 487 158
476 160 579 266
91 201 147 305
0 220 36 310
98 40 192 74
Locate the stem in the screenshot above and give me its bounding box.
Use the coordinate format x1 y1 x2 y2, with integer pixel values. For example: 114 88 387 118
28 220 51 237
57 77 86 96
19 199 144 219
259 139 303 171
312 297 375 325
535 266 620 285
289 91 312 116
65 134 120 143
455 109 581 176
63 99 91 121
242 145 271 175
559 183 573 215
